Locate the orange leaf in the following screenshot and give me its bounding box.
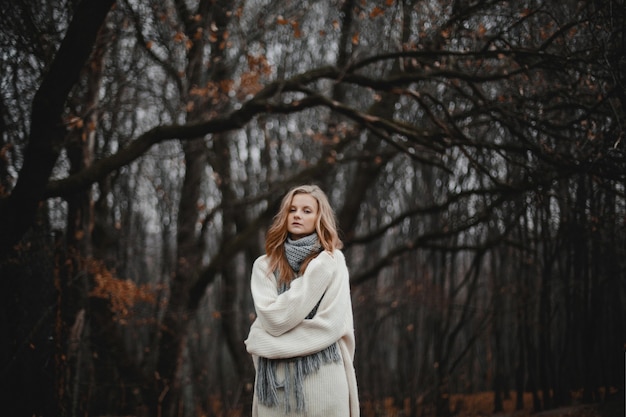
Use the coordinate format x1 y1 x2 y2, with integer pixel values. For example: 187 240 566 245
370 6 384 18
276 15 288 25
87 258 156 323
173 31 185 42
219 79 234 93
290 20 302 38
352 32 359 45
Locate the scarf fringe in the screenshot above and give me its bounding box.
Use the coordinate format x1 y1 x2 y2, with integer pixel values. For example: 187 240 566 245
256 342 341 412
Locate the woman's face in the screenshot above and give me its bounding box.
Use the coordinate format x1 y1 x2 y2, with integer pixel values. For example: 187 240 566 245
287 193 318 240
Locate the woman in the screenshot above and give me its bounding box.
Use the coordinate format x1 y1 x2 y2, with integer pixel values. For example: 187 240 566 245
245 184 359 417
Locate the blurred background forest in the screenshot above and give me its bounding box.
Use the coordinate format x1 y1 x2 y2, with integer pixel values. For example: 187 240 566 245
0 0 624 416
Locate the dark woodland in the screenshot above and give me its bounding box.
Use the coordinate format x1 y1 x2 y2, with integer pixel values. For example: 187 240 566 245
0 0 624 416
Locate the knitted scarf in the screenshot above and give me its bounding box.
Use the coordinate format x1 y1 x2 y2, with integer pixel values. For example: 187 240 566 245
256 233 341 413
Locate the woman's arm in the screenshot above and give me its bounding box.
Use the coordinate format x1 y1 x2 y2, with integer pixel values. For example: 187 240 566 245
246 251 354 358
251 251 336 336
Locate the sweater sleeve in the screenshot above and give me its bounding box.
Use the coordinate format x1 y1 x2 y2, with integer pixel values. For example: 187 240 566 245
246 250 355 359
250 251 336 337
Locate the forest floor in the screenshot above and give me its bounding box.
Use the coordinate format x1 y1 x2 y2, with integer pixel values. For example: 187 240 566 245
363 390 623 417
447 390 624 417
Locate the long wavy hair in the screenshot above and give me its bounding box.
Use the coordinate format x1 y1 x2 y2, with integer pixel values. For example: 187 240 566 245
265 184 343 285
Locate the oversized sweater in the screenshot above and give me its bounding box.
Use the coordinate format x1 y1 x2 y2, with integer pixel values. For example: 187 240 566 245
245 249 359 417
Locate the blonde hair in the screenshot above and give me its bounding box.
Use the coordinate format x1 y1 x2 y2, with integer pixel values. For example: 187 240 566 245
265 184 343 285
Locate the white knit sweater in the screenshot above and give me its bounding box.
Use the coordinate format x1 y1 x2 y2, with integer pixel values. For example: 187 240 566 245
245 249 359 417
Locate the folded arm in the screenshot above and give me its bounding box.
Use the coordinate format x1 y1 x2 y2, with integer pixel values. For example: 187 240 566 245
251 251 336 336
246 251 354 358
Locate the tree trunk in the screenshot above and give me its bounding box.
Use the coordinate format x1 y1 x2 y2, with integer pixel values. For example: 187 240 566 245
0 218 57 416
152 137 207 416
150 1 233 414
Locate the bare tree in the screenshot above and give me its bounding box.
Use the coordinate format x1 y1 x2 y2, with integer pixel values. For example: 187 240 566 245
1 1 624 416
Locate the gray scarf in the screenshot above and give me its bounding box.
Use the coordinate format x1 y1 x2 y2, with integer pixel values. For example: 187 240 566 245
256 233 341 413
